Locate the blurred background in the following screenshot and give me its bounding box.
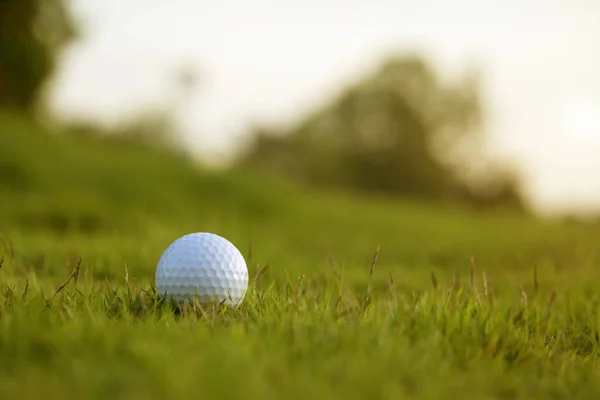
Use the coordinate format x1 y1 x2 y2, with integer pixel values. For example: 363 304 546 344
1 0 599 227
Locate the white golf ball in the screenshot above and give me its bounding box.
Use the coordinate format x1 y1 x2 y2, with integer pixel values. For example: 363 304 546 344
155 232 249 306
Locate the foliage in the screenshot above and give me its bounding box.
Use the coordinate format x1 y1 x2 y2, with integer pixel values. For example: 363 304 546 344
240 55 524 210
1 267 600 399
0 0 76 109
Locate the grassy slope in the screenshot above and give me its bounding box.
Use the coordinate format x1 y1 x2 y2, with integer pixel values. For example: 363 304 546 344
1 110 600 399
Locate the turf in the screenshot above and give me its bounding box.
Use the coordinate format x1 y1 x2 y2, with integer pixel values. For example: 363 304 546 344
2 111 600 399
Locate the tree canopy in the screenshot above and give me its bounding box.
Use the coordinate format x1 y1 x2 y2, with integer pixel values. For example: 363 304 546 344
240 55 524 209
0 0 76 109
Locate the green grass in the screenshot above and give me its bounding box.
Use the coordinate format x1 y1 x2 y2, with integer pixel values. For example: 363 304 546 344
2 111 600 399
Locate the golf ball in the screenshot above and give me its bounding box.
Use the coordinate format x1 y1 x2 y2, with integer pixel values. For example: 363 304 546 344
155 232 249 306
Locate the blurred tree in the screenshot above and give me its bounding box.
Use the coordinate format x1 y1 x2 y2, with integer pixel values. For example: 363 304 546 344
0 0 76 109
240 54 524 209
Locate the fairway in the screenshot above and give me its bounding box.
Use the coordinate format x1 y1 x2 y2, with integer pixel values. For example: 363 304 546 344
2 113 600 399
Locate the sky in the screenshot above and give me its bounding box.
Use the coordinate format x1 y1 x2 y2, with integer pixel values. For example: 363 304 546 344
49 0 600 215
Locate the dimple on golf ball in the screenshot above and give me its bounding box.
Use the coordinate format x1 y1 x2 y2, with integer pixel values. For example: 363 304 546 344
155 232 249 306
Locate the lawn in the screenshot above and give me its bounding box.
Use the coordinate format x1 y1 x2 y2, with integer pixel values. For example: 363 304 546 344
1 111 600 399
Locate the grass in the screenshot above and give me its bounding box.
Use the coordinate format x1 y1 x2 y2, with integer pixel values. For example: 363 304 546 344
2 111 600 398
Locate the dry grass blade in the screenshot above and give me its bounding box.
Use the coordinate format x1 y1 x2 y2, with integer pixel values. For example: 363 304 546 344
482 271 489 299
0 255 3 271
53 273 75 298
548 290 557 308
431 271 438 290
22 278 29 298
256 291 264 309
365 246 380 298
546 290 557 320
5 284 14 299
295 274 306 303
453 272 461 292
181 301 189 317
533 264 539 294
334 294 343 312
254 264 269 283
73 257 82 284
470 256 476 287
519 284 528 310
482 270 494 307
188 300 197 317
53 262 82 299
227 291 235 305
369 246 380 278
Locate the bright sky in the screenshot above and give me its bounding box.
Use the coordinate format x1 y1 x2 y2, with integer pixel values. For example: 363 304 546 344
49 0 600 215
